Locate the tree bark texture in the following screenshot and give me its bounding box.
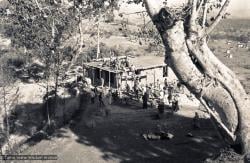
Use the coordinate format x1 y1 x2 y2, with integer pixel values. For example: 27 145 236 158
144 0 250 154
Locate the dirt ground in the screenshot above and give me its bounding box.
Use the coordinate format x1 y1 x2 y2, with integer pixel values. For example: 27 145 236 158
1 19 249 163
12 98 241 163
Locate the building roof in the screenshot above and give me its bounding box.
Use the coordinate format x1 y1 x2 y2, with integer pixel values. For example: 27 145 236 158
84 61 123 73
84 55 166 73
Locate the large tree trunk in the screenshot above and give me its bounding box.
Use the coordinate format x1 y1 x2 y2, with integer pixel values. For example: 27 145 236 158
144 1 250 154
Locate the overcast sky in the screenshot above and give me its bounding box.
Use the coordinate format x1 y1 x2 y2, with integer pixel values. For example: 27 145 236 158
120 0 250 19
228 0 250 18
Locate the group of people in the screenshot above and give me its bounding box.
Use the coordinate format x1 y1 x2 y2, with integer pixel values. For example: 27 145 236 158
86 74 183 117
102 56 135 72
128 77 182 114
123 76 171 110
89 86 113 107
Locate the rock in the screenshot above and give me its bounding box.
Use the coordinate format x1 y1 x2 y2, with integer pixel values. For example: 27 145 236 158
69 120 76 126
245 153 250 163
193 112 201 130
165 133 174 140
142 132 173 141
85 119 96 129
142 134 148 140
29 126 38 136
151 134 161 140
186 132 194 137
105 109 111 117
30 131 48 142
14 120 23 127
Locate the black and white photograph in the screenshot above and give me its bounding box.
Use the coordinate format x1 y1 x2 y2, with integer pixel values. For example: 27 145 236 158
0 0 250 162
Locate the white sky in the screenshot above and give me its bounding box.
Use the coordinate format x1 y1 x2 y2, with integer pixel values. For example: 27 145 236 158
120 0 250 19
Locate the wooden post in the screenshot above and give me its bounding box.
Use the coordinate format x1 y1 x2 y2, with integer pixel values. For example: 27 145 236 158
92 68 95 85
116 73 119 89
154 70 156 88
109 72 111 89
97 21 100 59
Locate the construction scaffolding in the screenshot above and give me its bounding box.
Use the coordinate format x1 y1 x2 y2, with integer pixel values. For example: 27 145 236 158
83 55 170 91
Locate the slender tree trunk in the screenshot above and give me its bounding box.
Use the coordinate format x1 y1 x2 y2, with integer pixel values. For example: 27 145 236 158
54 51 60 113
2 87 9 142
2 87 12 153
97 20 100 59
46 80 51 126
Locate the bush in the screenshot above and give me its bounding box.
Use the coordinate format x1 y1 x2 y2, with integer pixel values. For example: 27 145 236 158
7 56 25 68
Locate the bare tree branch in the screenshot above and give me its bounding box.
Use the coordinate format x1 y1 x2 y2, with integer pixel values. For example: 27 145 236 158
191 0 198 21
199 97 236 142
197 0 205 13
202 0 231 38
119 11 147 16
189 0 199 36
202 1 208 27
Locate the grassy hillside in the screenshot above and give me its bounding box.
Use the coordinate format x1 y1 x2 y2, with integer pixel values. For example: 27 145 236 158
209 19 250 93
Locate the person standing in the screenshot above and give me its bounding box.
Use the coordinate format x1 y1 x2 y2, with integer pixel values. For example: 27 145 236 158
142 92 148 109
168 86 173 104
134 77 140 100
126 82 131 93
193 112 201 129
164 77 168 89
107 89 112 105
94 86 98 97
99 92 105 107
101 78 104 88
156 79 160 89
146 86 152 99
90 90 95 104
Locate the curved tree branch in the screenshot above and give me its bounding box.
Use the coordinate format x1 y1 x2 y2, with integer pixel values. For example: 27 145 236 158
202 1 208 27
189 0 198 28
144 0 250 153
202 0 231 38
197 0 205 13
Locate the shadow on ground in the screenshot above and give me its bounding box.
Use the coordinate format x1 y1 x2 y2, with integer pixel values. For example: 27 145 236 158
67 102 226 163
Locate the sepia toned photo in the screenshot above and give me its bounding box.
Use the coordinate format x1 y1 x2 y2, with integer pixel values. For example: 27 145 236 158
0 0 250 162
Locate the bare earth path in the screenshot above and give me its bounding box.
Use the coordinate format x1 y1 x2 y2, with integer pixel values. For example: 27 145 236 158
13 100 228 163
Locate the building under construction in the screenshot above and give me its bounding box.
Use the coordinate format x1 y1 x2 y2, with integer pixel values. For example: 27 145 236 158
83 55 176 90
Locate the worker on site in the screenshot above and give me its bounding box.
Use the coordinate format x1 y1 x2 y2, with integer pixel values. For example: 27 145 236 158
101 78 104 88
146 85 152 99
156 79 160 89
176 82 184 94
134 77 140 100
94 86 98 97
90 89 95 104
99 91 105 107
107 89 112 105
124 56 130 67
158 98 165 118
126 82 131 93
164 77 168 88
142 92 148 109
193 112 201 129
